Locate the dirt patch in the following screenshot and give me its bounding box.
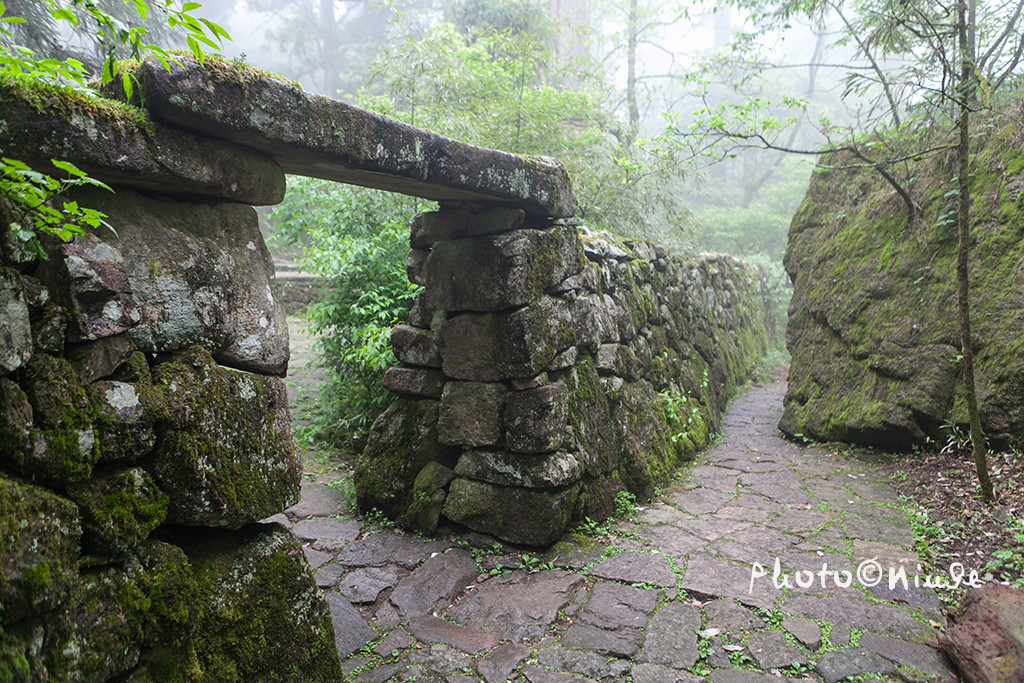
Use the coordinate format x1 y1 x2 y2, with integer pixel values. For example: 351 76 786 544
877 445 1024 610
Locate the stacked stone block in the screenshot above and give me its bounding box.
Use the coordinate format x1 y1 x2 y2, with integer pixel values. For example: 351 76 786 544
357 208 775 547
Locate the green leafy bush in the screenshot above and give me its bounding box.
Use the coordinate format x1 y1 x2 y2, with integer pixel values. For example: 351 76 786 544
270 178 425 450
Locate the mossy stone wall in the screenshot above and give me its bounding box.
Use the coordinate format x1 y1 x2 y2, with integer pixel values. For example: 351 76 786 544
358 209 774 546
0 187 340 680
782 118 1024 449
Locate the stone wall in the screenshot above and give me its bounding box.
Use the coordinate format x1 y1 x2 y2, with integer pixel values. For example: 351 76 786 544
0 94 341 679
356 209 775 546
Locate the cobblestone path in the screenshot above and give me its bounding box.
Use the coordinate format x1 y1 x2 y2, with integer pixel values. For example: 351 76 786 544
268 382 959 682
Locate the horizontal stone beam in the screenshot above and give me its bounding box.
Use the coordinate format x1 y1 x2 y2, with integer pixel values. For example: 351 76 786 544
0 80 285 206
122 58 577 217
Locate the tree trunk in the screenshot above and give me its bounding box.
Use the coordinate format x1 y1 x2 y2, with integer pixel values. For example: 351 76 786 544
626 0 640 134
956 0 995 502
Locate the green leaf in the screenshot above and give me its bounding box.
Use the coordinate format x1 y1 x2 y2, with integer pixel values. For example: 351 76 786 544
51 8 77 26
50 159 87 177
121 72 133 100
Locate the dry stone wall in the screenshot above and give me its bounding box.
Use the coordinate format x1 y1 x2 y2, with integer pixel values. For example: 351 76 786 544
0 88 340 680
356 208 775 547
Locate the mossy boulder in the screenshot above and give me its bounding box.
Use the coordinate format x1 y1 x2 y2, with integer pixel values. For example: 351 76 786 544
0 475 80 624
18 354 99 483
147 346 300 528
178 524 343 682
355 397 458 520
782 119 1024 448
442 477 580 546
55 563 151 681
0 378 34 468
88 380 162 464
0 267 32 374
66 468 168 555
37 187 289 375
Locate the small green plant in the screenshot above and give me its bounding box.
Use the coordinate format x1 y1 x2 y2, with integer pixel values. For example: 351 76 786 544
362 508 395 530
614 490 638 518
575 517 610 537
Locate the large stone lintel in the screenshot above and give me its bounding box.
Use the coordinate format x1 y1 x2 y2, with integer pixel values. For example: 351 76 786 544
0 80 285 206
124 58 577 217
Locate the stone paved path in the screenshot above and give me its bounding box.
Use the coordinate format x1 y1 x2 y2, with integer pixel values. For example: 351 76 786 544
266 383 960 682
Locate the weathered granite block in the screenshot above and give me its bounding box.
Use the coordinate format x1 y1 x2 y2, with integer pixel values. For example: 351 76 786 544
0 476 81 624
437 296 576 381
442 478 580 546
424 225 583 311
37 188 289 376
382 366 447 398
503 381 568 453
411 207 527 248
391 324 442 367
438 382 506 447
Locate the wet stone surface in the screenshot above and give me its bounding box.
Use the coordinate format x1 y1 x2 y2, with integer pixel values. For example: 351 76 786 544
274 383 958 681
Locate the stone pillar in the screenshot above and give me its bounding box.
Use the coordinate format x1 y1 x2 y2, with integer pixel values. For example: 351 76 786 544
356 206 586 546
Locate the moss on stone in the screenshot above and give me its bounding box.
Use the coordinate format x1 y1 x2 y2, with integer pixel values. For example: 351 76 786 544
0 475 81 624
783 113 1024 448
179 524 343 681
67 467 169 555
21 354 100 482
147 346 300 527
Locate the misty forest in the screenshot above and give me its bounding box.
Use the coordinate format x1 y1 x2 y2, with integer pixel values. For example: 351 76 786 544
2 0 1024 680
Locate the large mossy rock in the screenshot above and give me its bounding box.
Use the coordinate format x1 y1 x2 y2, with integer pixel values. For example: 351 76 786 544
172 524 343 682
782 123 1024 449
0 476 81 624
148 346 300 528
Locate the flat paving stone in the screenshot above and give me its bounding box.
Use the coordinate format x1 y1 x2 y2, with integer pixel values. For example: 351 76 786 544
303 546 333 569
782 614 822 650
708 670 790 683
671 517 751 542
326 592 376 658
815 647 898 683
581 581 658 628
781 594 934 640
521 665 595 683
477 643 530 683
314 562 345 588
702 598 762 634
630 663 702 683
635 602 700 669
390 549 479 618
859 632 957 681
843 516 915 546
745 629 808 669
285 479 343 518
561 621 642 657
665 488 736 514
681 553 783 609
408 643 474 675
766 508 838 533
589 550 678 587
447 570 586 641
335 534 451 569
634 525 706 557
291 517 361 543
374 629 414 657
407 615 498 654
339 566 401 603
538 646 628 679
